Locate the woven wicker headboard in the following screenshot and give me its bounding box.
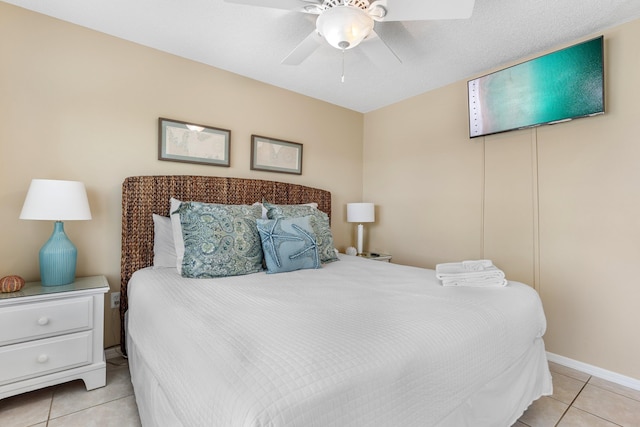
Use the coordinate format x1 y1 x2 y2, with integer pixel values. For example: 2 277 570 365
120 175 332 353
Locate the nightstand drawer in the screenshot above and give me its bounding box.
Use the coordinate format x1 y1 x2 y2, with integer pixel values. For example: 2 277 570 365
0 331 93 386
0 297 92 346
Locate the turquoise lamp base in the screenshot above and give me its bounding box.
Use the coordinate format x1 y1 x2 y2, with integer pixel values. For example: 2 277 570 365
39 221 77 286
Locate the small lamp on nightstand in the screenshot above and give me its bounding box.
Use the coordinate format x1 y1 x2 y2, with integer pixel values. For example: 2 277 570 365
20 179 92 286
347 202 375 256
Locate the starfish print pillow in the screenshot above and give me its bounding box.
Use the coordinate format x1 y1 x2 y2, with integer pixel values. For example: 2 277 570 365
257 216 321 274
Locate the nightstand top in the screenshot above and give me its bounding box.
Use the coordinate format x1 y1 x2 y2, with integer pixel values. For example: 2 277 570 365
0 275 109 301
359 252 392 261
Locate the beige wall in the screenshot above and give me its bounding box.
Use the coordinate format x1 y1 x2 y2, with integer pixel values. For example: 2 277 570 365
0 3 364 348
363 83 485 268
364 20 640 379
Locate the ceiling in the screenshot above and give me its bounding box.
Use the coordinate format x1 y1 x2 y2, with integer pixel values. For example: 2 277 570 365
5 0 640 113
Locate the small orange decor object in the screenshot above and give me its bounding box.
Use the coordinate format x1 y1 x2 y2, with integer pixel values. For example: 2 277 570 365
0 275 25 293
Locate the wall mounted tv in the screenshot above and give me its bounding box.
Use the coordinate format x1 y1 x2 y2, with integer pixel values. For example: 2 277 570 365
468 36 604 138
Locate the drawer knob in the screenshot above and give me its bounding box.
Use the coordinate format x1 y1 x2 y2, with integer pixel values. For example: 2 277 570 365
37 317 49 326
37 354 49 363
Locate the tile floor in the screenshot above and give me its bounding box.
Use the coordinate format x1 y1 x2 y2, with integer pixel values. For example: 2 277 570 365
1 354 639 426
512 361 640 427
0 352 140 427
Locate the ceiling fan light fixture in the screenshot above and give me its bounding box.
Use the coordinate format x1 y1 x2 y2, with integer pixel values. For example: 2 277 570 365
316 5 374 50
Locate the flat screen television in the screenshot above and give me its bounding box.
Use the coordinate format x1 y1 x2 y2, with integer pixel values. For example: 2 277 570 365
468 36 604 138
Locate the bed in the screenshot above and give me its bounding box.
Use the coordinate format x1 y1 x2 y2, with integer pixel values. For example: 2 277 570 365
120 175 552 427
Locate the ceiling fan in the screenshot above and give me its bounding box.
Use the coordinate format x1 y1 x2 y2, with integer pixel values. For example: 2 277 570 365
224 0 476 67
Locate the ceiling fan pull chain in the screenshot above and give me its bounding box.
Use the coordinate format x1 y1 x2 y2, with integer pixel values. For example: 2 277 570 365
341 48 345 83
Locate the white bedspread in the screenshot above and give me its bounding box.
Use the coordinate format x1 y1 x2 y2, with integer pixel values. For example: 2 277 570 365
127 255 551 427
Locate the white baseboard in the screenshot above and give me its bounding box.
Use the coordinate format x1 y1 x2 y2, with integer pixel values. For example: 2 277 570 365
547 352 640 391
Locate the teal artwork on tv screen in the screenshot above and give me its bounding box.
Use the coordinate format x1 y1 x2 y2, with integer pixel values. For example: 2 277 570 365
468 36 604 138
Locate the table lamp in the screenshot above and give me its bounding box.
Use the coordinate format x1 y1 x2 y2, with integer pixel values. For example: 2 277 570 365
20 179 92 286
347 202 375 256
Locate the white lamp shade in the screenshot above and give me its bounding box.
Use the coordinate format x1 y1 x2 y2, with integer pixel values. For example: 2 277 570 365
20 179 92 221
347 202 375 223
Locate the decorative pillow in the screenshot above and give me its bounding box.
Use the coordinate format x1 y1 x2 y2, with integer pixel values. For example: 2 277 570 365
170 198 186 274
257 216 320 274
253 201 318 219
152 214 177 268
177 201 263 278
264 201 338 264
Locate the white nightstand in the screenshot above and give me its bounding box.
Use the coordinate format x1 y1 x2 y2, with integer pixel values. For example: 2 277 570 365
359 252 392 262
0 275 109 399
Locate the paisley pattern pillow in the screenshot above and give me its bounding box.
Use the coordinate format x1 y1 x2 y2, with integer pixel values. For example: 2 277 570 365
177 201 263 278
264 201 338 264
257 216 320 274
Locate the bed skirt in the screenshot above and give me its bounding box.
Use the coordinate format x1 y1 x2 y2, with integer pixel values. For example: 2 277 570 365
127 332 551 427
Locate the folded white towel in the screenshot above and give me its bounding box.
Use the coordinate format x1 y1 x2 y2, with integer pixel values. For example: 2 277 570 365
436 261 504 278
462 259 493 270
436 260 507 287
440 277 508 287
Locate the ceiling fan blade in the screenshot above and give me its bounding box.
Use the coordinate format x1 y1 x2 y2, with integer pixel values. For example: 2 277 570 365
281 31 324 65
359 30 401 66
372 0 475 21
224 0 321 12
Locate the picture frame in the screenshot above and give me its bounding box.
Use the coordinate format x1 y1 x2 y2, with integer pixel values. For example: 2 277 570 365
158 117 230 167
250 135 303 175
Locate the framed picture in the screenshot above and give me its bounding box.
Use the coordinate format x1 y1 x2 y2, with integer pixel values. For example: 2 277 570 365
250 135 303 175
158 117 230 167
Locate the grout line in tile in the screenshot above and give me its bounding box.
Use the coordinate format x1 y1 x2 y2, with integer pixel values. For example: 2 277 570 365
553 378 590 426
47 394 135 422
567 406 625 427
46 388 54 426
587 377 640 403
553 405 571 426
47 394 138 426
545 373 590 407
45 362 133 422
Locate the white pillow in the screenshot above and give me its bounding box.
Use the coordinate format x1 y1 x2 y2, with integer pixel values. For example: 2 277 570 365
170 197 185 274
152 214 177 268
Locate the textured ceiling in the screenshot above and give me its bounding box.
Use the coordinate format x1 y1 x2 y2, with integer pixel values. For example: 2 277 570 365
4 0 640 112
